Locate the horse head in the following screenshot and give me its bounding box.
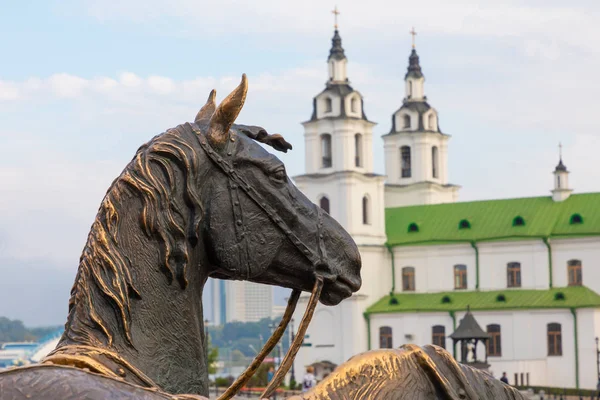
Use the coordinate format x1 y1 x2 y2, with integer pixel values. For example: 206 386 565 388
52 74 361 396
194 74 361 306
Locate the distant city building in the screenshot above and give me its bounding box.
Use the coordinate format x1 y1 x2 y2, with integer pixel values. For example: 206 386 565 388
292 24 600 391
271 305 287 319
0 343 38 368
210 279 274 324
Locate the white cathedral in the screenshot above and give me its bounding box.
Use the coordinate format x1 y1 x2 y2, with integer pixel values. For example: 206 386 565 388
290 27 600 391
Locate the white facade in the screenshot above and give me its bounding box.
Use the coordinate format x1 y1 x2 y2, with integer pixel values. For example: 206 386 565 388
369 308 600 389
291 29 600 391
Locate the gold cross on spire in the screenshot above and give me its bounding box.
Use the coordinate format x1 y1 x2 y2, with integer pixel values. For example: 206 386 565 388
559 142 563 159
410 27 417 48
332 6 340 29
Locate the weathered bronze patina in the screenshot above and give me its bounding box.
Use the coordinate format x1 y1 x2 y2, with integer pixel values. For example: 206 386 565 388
0 75 362 399
289 345 526 399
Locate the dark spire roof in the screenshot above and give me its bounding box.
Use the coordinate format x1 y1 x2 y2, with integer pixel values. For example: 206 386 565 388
328 29 346 61
449 308 490 340
555 158 568 173
405 48 424 80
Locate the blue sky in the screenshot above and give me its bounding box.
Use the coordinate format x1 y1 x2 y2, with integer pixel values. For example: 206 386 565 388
1 0 600 326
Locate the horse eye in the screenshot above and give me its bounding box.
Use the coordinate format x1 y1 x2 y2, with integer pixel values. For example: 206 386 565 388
272 168 287 182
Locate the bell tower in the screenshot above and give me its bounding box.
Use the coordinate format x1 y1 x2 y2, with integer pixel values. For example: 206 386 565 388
552 143 572 202
383 30 460 207
292 11 389 377
293 14 385 246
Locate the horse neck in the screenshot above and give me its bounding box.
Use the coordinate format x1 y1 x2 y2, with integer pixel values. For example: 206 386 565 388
59 190 211 395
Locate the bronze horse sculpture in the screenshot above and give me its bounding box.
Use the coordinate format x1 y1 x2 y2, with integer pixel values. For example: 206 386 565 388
0 75 361 399
0 75 525 399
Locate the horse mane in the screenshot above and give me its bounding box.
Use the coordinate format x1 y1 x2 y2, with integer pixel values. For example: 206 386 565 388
63 124 204 347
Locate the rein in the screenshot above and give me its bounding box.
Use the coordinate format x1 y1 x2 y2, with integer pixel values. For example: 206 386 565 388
217 277 323 400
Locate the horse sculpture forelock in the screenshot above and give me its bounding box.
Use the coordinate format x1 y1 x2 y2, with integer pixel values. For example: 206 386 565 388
64 127 207 348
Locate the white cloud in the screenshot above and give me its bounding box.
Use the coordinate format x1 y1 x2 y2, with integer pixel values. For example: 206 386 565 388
147 75 176 95
48 73 89 98
0 81 21 101
119 71 143 87
91 77 119 93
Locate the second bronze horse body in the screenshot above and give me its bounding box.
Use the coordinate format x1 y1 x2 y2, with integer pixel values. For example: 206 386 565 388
0 75 525 400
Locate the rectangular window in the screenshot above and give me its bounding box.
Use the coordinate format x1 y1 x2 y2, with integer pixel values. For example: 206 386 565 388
507 262 521 288
568 260 582 286
486 324 502 357
454 265 467 290
402 267 415 291
547 323 562 356
401 146 411 178
432 326 446 349
379 327 393 349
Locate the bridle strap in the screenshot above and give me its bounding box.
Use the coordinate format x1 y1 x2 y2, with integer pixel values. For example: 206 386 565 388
260 276 324 399
190 123 326 269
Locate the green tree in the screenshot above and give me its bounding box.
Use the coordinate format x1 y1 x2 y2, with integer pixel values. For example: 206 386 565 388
207 335 219 374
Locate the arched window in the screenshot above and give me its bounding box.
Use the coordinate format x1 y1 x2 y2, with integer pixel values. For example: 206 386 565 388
487 324 502 357
321 134 332 168
324 97 332 113
400 146 411 178
428 113 436 131
570 213 583 224
408 223 419 233
319 196 330 214
513 216 525 226
351 97 358 113
507 262 521 288
432 146 439 179
354 133 363 167
432 325 446 349
379 326 393 348
403 114 411 129
362 196 370 225
547 323 562 356
568 259 582 286
454 264 467 290
408 81 413 97
557 175 561 188
402 267 415 291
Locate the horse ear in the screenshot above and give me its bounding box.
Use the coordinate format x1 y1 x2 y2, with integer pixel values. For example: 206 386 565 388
194 89 217 123
208 74 248 145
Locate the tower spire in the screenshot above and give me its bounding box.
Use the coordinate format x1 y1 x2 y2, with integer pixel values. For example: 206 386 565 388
555 142 567 172
410 27 417 49
332 6 340 30
328 7 345 63
327 7 347 83
559 142 563 161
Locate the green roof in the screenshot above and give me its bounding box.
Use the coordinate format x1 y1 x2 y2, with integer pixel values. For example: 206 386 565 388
365 286 600 315
385 192 600 246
